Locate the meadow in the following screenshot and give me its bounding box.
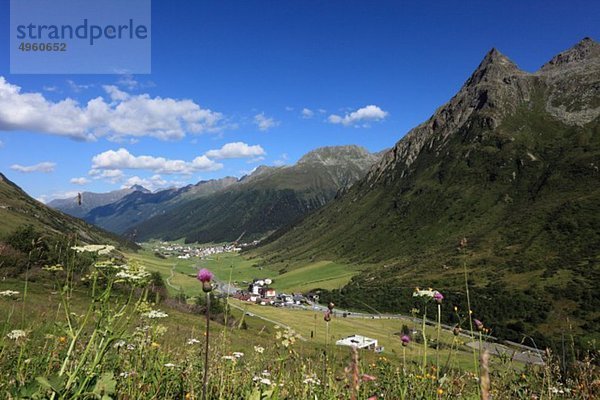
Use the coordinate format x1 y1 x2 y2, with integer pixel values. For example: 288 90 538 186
0 243 597 399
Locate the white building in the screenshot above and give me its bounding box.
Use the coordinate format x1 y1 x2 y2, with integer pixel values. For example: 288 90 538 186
335 335 378 350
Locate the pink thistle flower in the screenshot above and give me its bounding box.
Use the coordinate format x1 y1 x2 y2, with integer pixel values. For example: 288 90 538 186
197 268 213 283
324 310 331 322
433 291 444 303
401 335 411 346
473 319 484 331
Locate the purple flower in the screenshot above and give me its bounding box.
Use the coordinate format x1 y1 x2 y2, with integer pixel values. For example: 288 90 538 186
433 291 444 304
323 310 331 322
473 319 484 331
401 335 411 346
197 268 213 283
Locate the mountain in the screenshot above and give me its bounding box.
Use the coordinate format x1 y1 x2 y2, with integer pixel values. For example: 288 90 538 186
83 177 238 234
253 38 600 349
0 172 132 247
126 145 381 243
48 186 149 219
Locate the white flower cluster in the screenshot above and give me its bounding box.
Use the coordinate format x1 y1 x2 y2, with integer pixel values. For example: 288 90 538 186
143 310 169 319
253 345 265 354
71 244 115 255
6 329 27 340
187 338 201 345
115 266 151 282
0 290 20 298
303 375 321 386
42 265 64 272
252 376 273 386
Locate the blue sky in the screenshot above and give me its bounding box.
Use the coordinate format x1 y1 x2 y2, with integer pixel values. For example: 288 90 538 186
0 0 598 202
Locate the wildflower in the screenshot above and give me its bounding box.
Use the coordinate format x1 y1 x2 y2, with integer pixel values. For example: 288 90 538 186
0 290 19 298
254 345 265 354
143 310 169 319
42 264 64 272
454 306 458 312
113 340 127 349
197 268 214 292
6 329 27 341
473 319 484 331
437 388 444 395
151 342 161 349
324 310 332 322
327 302 335 311
164 363 176 368
252 376 272 385
261 370 271 376
58 336 67 344
71 244 115 255
433 291 444 304
187 338 201 345
303 376 321 385
233 352 244 358
453 325 461 336
401 335 410 347
222 355 236 361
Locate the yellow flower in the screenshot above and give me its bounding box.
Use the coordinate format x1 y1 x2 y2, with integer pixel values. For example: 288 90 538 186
454 306 458 312
437 388 444 395
151 342 160 349
185 393 192 400
58 336 67 344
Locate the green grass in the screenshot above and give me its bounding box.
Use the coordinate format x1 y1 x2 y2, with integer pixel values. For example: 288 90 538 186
271 261 362 292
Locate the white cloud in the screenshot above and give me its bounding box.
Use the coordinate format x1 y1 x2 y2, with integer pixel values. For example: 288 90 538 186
43 86 59 92
10 162 56 173
301 108 314 119
285 106 294 111
116 74 139 90
91 148 222 175
0 76 226 141
273 153 289 167
102 85 129 102
254 113 279 131
247 156 265 163
70 177 90 185
67 80 92 93
328 105 388 127
89 169 125 184
120 175 180 192
204 142 266 159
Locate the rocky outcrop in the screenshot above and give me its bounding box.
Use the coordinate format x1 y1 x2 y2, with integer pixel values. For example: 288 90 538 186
367 38 599 185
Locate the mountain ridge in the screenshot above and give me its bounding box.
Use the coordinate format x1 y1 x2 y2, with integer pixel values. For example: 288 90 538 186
252 38 600 349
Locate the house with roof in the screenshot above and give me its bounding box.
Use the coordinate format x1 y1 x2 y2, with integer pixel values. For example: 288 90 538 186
335 335 378 350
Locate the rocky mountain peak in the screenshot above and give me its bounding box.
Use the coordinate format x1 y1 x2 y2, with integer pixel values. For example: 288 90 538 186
298 145 372 165
540 37 600 71
130 185 150 193
464 47 523 87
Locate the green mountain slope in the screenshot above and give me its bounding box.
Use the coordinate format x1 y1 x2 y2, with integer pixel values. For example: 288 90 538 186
83 177 238 234
127 145 381 243
253 38 600 349
0 172 133 247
